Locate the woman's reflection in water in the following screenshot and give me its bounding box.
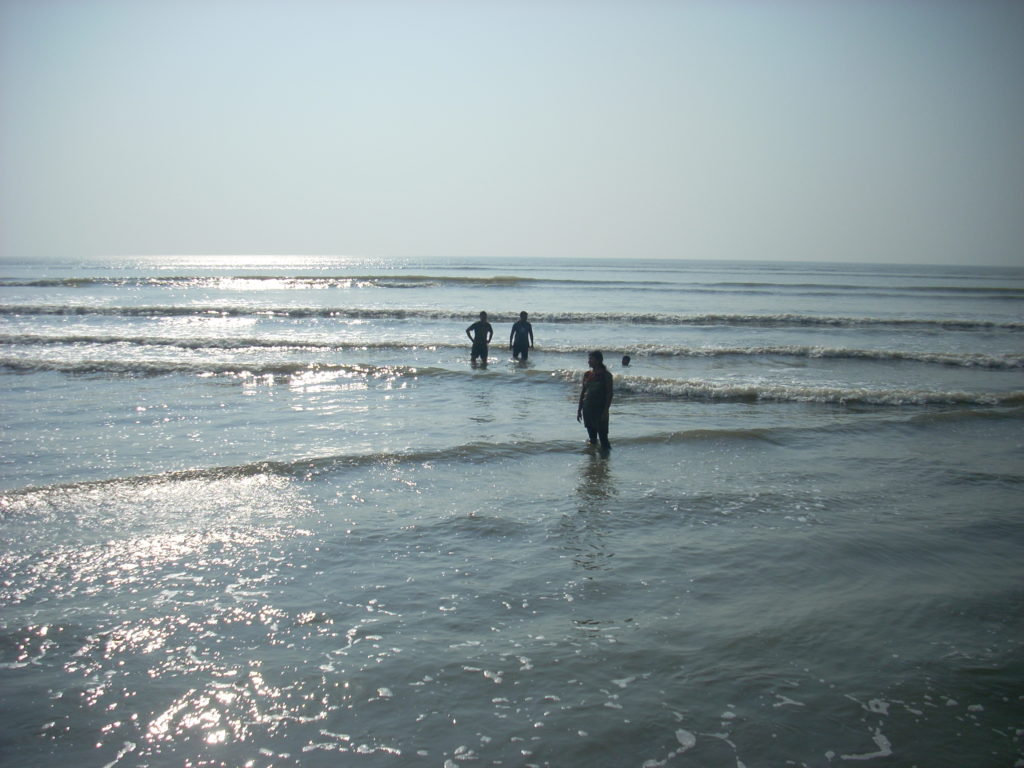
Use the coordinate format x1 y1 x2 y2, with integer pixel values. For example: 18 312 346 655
562 452 617 573
577 451 614 505
565 453 633 637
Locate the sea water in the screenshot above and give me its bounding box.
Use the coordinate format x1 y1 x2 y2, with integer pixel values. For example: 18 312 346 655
0 256 1022 767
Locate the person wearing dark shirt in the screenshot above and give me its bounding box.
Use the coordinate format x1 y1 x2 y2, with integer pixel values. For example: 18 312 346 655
509 311 534 361
465 311 493 366
577 350 613 449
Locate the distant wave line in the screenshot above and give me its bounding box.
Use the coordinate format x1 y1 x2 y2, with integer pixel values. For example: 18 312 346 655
3 275 1021 300
700 281 1024 297
0 274 648 289
2 333 1021 369
2 304 1021 330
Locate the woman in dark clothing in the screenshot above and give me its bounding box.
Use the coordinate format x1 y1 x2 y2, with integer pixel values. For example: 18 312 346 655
577 350 613 449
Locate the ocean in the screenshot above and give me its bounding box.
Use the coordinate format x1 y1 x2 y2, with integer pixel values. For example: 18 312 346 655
0 255 1022 767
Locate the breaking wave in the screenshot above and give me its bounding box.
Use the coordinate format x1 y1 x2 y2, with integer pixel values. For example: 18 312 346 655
2 354 1019 407
607 374 1024 407
2 333 1021 368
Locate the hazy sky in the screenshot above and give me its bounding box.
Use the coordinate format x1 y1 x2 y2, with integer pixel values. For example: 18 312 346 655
1 0 1022 265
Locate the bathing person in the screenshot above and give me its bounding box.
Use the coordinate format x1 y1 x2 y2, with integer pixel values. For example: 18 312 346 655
466 311 493 366
509 311 534 361
577 350 613 449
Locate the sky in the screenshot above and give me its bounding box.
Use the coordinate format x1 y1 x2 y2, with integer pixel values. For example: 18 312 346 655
1 0 1022 266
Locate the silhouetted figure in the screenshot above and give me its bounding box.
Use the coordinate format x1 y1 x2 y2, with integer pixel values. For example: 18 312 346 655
577 350 613 449
466 311 493 367
509 311 534 361
621 355 631 367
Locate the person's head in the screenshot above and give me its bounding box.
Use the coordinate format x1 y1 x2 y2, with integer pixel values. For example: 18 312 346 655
588 350 604 368
621 355 631 367
519 311 528 320
479 311 487 321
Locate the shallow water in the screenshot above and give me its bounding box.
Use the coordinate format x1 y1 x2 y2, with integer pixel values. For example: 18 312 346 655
1 256 1022 766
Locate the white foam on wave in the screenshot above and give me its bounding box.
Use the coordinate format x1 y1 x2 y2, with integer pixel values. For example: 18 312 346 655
4 303 1021 331
840 728 893 760
4 332 1021 369
675 729 696 750
612 374 1024 407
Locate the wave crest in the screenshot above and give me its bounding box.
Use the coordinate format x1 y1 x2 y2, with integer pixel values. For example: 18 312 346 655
2 304 1021 331
3 334 1019 369
611 374 1024 407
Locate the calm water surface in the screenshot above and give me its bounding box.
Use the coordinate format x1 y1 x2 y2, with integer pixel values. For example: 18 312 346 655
1 256 1022 767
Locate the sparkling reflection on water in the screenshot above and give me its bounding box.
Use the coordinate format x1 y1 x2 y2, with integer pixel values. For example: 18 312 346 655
2 434 1021 766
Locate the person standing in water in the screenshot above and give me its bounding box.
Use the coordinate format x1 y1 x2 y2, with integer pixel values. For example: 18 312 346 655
466 311 493 367
509 311 534 361
577 350 613 449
